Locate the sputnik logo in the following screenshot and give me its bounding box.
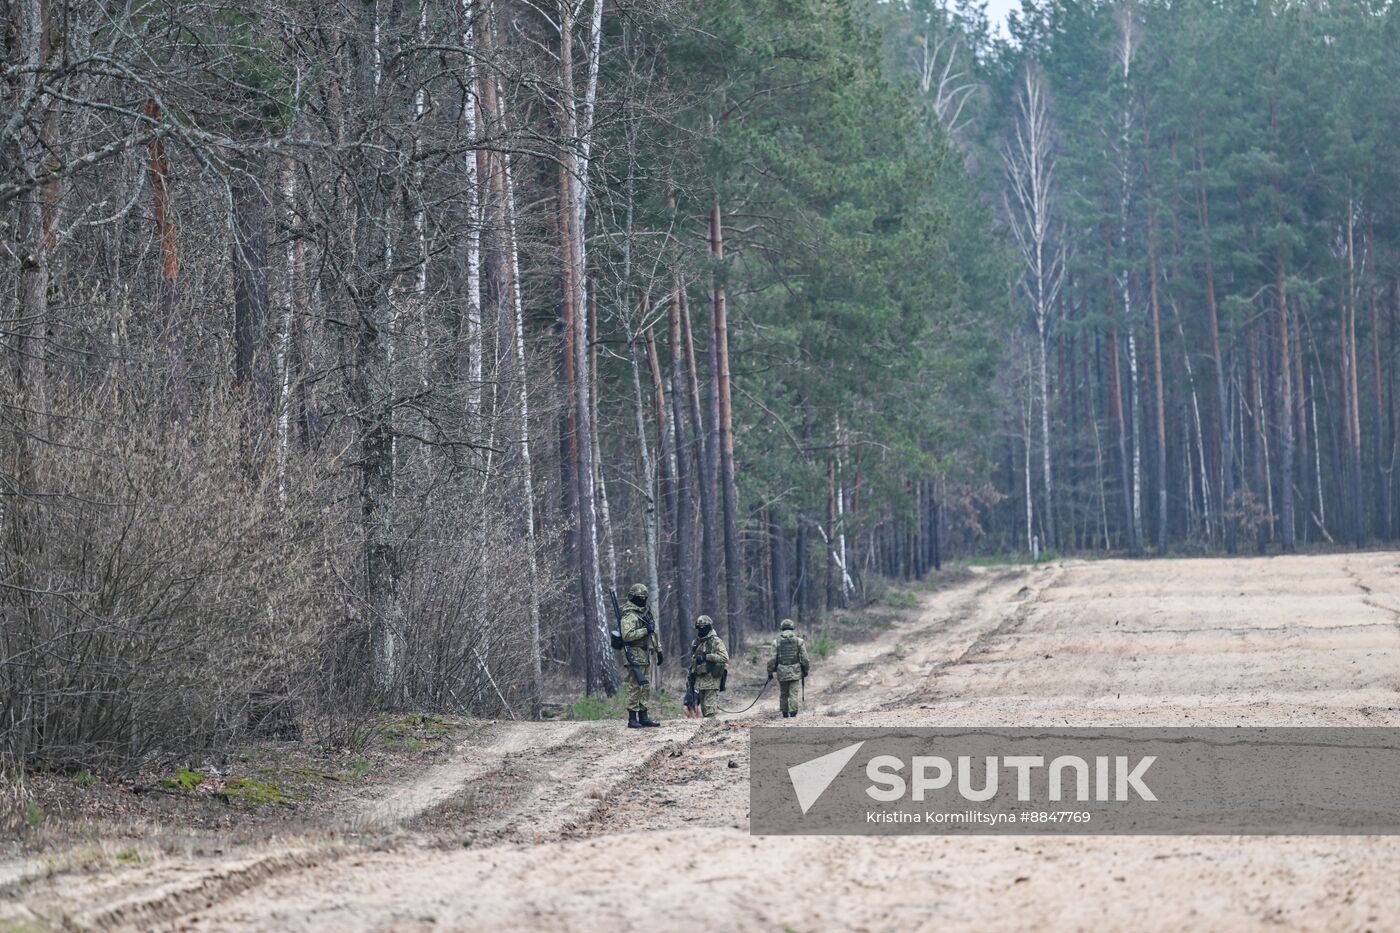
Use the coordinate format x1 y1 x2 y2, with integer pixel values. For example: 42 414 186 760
788 741 865 815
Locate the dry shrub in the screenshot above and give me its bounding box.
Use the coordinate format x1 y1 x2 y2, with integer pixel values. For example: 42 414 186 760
0 356 561 776
0 374 350 774
396 475 563 715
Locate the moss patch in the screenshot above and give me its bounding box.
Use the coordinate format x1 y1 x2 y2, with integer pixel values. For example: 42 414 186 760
158 767 202 793
222 776 301 807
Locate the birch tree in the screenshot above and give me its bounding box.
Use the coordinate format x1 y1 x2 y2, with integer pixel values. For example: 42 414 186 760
1003 63 1064 552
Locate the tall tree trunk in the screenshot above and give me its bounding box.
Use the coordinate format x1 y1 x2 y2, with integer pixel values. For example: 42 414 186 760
478 0 542 713
1004 65 1061 551
931 481 943 571
1196 153 1234 553
1344 198 1365 547
1023 377 1035 551
351 0 402 701
627 313 660 633
7 0 52 696
1372 280 1394 535
1167 297 1211 546
794 515 809 623
644 324 676 632
617 84 658 614
1146 211 1168 552
770 510 791 626
710 195 743 646
826 460 837 607
1291 301 1312 545
461 0 484 415
557 0 612 693
667 282 695 646
1276 256 1296 549
145 100 182 397
505 154 542 715
233 169 273 430
1103 233 1134 553
1127 330 1144 555
1369 279 1391 540
589 287 618 592
683 289 720 617
275 159 299 503
834 420 852 599
1115 12 1142 556
1249 325 1270 553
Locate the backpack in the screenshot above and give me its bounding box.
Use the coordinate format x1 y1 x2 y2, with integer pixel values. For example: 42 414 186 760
776 633 801 665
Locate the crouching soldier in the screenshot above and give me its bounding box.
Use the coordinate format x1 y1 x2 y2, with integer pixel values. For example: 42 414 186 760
687 615 729 718
766 618 810 718
620 583 663 728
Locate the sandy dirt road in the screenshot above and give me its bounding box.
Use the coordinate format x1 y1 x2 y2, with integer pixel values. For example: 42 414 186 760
39 553 1400 930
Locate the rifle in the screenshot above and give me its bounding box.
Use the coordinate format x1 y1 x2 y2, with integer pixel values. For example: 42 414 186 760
684 671 700 717
609 589 648 686
683 641 702 716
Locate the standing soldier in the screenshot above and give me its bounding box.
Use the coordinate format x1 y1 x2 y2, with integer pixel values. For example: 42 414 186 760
687 615 729 719
619 583 663 728
766 618 810 718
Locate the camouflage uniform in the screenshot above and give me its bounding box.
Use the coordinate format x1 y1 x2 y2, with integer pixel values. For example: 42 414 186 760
619 583 662 727
767 619 810 717
688 615 729 718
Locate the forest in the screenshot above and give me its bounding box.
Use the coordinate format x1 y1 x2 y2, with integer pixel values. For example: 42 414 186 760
2 0 1398 777
962 0 1400 560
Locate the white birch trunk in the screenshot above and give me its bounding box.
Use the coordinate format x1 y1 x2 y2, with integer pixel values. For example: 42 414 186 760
412 4 428 300
834 418 851 600
1003 65 1063 551
462 0 483 415
482 9 543 709
1128 331 1143 544
276 159 296 505
1115 9 1142 553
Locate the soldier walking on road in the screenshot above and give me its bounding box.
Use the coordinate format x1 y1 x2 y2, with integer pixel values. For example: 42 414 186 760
620 583 663 728
767 618 810 718
687 615 729 718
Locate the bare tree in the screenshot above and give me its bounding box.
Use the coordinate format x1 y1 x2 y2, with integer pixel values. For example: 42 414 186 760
913 28 977 138
1114 5 1144 556
1003 63 1064 552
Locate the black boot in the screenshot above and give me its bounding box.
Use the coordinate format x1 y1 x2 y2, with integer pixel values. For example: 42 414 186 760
638 707 661 727
627 709 643 729
781 710 791 718
790 711 799 718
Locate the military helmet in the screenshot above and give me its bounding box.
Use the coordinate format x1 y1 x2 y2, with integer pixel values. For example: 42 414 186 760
627 583 649 600
695 614 714 629
780 618 796 630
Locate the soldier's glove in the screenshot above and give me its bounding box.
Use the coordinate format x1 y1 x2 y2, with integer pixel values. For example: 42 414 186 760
766 672 774 681
656 650 664 666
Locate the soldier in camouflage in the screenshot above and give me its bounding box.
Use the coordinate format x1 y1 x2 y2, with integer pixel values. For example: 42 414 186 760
619 583 663 728
688 615 729 718
766 618 810 718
